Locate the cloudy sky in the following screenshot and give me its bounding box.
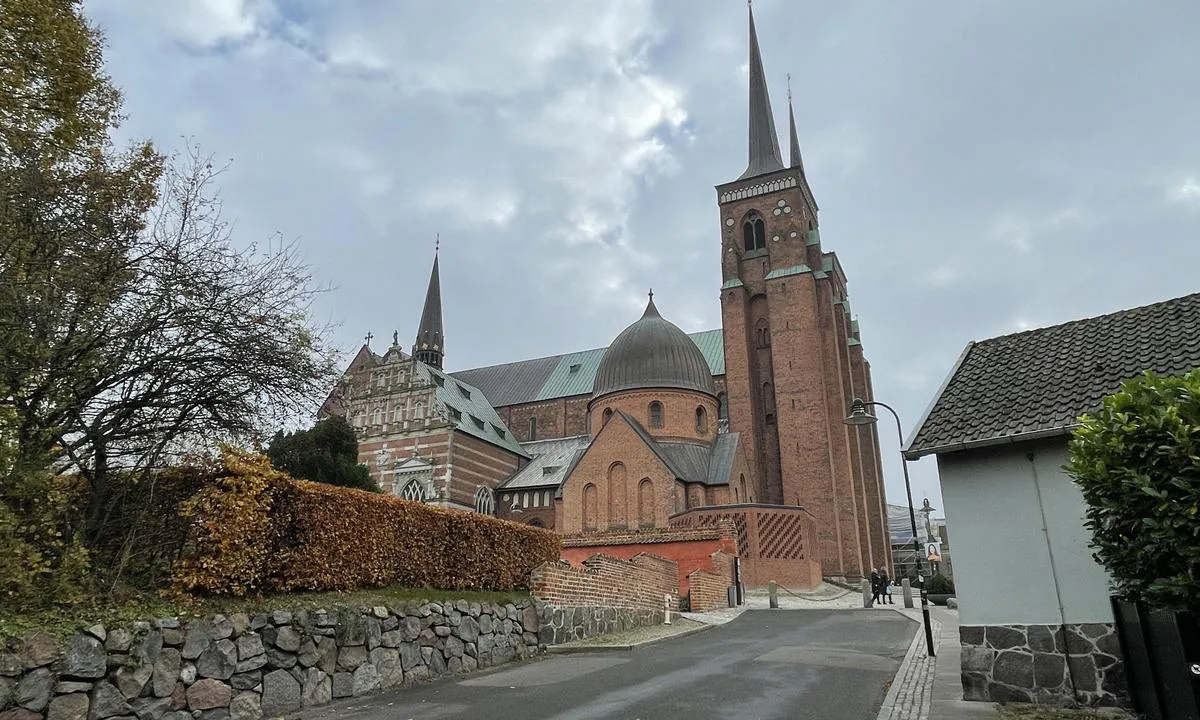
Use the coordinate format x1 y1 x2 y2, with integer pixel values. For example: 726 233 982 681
86 0 1200 515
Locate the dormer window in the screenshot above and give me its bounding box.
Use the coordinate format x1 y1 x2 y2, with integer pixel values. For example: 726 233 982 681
457 384 471 400
470 415 485 430
743 212 766 251
569 363 581 374
433 374 445 388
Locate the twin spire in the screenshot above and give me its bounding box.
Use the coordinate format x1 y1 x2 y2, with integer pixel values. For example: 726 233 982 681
741 1 804 181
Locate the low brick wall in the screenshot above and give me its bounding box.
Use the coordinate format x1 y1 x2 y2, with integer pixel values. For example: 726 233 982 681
685 551 736 612
560 524 737 600
530 553 677 611
959 622 1127 707
671 505 821 589
0 601 543 720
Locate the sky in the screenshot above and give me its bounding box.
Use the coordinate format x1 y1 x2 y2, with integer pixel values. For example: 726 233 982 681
85 0 1200 518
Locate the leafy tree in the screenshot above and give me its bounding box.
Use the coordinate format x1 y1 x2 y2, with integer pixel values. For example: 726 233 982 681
1066 370 1200 611
0 0 339 603
267 417 378 492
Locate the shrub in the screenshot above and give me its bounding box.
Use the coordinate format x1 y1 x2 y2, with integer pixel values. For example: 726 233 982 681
174 447 560 595
1066 370 1200 611
926 572 954 595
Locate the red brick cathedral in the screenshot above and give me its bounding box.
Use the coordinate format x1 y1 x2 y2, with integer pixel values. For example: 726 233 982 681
324 6 890 581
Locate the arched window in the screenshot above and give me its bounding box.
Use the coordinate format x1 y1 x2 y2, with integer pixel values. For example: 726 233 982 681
528 416 537 441
608 462 627 526
371 407 383 425
648 401 664 428
543 490 552 506
602 408 613 426
414 401 424 419
755 318 771 348
742 212 766 251
399 480 426 503
583 483 599 531
393 402 405 422
474 486 495 515
695 406 708 434
717 392 728 420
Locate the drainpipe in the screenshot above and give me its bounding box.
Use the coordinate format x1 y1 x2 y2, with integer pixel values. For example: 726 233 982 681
1027 451 1081 703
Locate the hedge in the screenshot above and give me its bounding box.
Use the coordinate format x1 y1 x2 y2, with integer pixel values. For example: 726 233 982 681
174 448 560 595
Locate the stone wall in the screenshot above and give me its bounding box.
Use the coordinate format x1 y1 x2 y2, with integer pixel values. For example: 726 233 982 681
535 606 665 646
959 623 1127 707
0 601 542 720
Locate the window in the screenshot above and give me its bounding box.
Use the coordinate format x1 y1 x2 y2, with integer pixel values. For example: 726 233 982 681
602 408 613 426
648 401 664 428
755 318 771 348
718 392 728 420
532 491 541 508
371 407 383 425
457 383 471 400
543 490 552 506
568 363 581 374
415 402 424 419
399 480 426 503
470 415 485 430
474 487 495 515
695 406 708 434
522 492 530 508
393 403 406 422
742 212 766 251
528 417 537 441
492 424 507 439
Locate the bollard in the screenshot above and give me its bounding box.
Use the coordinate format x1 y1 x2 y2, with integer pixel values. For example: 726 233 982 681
902 578 914 609
862 578 873 608
664 594 672 624
768 581 779 609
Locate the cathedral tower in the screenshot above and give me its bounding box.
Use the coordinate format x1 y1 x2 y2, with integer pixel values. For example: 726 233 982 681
716 4 890 579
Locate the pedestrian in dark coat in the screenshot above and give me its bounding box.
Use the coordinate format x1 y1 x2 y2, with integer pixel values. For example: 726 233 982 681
880 568 893 604
870 569 881 605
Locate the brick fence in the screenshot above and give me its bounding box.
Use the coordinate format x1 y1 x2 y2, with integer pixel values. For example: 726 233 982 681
529 553 678 611
686 550 737 611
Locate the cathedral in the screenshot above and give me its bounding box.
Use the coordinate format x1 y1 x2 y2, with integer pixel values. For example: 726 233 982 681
323 5 891 581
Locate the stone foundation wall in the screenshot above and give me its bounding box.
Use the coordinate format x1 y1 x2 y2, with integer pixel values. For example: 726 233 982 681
536 606 665 646
0 600 545 720
959 623 1128 707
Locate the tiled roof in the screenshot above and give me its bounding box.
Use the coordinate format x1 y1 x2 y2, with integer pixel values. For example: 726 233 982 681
561 526 727 547
416 363 530 459
498 436 590 491
622 413 737 487
449 329 726 408
905 292 1200 459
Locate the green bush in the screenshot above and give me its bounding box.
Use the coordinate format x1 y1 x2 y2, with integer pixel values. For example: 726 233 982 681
926 572 954 594
1066 369 1200 611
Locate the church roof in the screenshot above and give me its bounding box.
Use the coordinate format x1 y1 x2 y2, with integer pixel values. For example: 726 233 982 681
449 328 725 408
621 412 741 487
416 362 529 458
591 296 716 400
498 435 590 491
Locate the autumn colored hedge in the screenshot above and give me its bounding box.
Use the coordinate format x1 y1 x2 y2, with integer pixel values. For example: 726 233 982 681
174 448 560 595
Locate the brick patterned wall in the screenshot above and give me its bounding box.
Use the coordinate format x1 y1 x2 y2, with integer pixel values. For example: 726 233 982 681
588 389 720 445
447 431 524 508
672 505 821 589
530 553 678 611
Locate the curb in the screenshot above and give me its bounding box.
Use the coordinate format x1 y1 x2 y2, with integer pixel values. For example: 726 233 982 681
545 622 715 654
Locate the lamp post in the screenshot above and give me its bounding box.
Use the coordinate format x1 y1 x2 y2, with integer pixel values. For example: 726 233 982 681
844 397 936 658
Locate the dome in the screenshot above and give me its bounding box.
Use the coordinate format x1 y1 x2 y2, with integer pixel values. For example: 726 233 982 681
592 295 716 401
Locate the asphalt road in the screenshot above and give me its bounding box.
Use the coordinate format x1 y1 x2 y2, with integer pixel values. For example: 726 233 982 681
302 609 916 720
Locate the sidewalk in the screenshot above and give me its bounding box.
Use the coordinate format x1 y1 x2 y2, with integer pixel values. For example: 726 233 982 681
876 604 997 720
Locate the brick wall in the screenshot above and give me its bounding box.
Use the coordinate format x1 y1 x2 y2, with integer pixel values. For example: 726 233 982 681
672 505 821 589
588 390 720 444
530 553 678 611
560 524 738 600
686 551 736 612
448 431 523 508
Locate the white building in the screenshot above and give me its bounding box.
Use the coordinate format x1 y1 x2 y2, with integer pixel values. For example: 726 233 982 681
904 291 1200 707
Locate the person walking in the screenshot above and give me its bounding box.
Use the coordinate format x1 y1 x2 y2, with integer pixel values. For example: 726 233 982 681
869 568 881 606
880 567 894 604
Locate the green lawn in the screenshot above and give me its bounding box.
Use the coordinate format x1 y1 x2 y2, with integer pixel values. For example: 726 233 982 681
1 585 531 640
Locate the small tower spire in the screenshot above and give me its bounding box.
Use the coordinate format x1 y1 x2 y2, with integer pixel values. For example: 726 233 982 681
787 73 805 173
412 240 444 369
740 1 785 180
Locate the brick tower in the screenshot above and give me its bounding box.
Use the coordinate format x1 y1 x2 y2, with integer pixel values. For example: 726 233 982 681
715 4 890 580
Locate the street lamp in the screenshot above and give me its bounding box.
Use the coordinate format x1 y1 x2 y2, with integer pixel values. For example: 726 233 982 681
844 397 936 658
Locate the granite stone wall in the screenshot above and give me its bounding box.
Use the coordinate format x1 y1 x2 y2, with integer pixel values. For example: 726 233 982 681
536 606 665 646
960 623 1127 707
0 600 543 720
